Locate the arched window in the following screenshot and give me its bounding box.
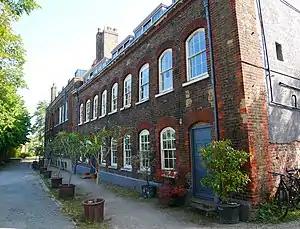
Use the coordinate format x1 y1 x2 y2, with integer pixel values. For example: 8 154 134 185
292 94 297 108
186 28 208 81
139 64 150 102
85 100 91 121
159 49 173 93
139 130 150 170
160 127 176 170
101 90 107 116
93 95 99 119
123 135 131 169
79 103 83 124
111 83 118 112
123 74 132 107
111 138 118 167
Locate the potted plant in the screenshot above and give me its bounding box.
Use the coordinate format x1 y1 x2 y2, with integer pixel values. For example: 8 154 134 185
57 131 81 200
131 149 157 198
156 170 187 206
200 140 250 224
49 136 63 188
43 142 53 179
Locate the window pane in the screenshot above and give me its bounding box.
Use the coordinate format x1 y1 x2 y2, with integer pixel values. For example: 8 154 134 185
162 70 173 91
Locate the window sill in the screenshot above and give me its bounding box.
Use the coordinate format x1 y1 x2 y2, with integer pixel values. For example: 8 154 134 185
137 169 150 174
155 89 174 98
183 73 210 87
135 99 149 106
108 110 117 116
99 114 106 119
160 169 178 178
120 104 131 111
91 117 98 122
84 120 90 124
78 123 83 126
108 165 118 170
121 167 132 172
100 163 106 167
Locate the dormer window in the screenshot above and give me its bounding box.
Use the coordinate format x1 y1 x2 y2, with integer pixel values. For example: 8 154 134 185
135 28 143 38
143 20 151 31
118 46 124 53
112 52 118 59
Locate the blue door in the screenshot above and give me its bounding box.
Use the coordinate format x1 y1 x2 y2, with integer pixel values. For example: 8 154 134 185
191 126 213 200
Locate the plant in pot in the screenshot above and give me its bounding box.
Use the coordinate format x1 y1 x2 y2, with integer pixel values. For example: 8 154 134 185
57 131 81 200
49 136 64 188
200 140 250 224
156 170 187 207
42 141 53 179
81 126 126 223
131 148 157 198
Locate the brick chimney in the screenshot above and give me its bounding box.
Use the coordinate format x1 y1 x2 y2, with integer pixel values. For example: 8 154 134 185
51 83 57 102
96 26 118 61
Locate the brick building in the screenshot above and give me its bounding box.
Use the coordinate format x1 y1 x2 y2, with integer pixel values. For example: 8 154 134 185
45 0 300 210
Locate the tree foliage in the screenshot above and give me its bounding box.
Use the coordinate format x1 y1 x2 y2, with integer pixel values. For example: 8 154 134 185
0 0 40 161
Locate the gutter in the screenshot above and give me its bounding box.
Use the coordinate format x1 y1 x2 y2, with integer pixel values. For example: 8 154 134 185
203 0 220 141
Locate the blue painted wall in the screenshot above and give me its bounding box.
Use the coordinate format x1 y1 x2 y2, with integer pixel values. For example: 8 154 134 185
75 164 159 192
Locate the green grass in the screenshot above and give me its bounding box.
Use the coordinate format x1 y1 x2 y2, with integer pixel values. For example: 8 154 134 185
100 182 141 199
41 176 109 229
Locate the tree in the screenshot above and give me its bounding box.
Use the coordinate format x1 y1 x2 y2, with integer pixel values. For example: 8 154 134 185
0 0 40 161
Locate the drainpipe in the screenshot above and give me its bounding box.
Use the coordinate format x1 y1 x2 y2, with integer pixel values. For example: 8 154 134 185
203 0 220 141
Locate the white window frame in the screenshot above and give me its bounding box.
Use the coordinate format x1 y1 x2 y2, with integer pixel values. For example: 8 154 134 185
186 28 208 81
139 130 150 171
123 74 132 107
139 64 150 102
160 127 176 170
110 138 118 167
85 100 91 122
79 103 83 124
111 83 118 112
59 107 62 124
101 90 107 116
123 135 132 169
65 101 68 121
159 49 173 93
93 95 99 119
100 146 106 166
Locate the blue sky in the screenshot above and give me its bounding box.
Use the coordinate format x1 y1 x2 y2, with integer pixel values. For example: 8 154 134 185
15 0 172 114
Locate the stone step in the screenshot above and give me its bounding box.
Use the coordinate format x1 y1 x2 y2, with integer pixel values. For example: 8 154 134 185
190 197 217 212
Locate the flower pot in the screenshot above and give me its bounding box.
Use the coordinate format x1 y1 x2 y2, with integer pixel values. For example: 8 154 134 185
39 159 44 167
43 170 52 179
51 177 63 189
82 198 105 222
141 185 156 198
32 161 38 170
58 184 75 200
169 195 186 207
39 167 47 174
218 202 240 224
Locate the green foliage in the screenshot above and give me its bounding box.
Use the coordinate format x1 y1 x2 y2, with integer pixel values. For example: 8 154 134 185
200 140 250 202
0 0 40 161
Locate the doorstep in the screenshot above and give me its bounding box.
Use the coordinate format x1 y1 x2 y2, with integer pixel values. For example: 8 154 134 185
189 197 217 212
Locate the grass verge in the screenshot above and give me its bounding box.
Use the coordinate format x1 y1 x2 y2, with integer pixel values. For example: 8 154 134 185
42 176 110 229
100 181 141 199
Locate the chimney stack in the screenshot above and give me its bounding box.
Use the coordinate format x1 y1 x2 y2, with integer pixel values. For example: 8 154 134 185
96 26 119 61
51 83 57 102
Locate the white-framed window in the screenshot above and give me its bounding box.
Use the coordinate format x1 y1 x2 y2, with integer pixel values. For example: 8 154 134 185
159 49 173 93
100 146 106 165
123 75 132 107
111 83 118 112
186 28 207 81
111 138 118 167
59 106 62 124
139 64 150 101
160 127 176 170
65 101 68 121
123 135 131 169
139 130 150 170
93 95 99 119
79 103 83 124
85 100 91 121
101 90 107 116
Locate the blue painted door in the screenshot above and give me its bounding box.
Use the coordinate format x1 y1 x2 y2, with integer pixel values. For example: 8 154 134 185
191 126 213 200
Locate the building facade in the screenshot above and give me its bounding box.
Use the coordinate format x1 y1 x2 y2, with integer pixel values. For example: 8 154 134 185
45 0 300 208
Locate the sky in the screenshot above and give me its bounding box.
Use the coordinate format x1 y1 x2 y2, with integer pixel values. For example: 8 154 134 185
15 0 172 115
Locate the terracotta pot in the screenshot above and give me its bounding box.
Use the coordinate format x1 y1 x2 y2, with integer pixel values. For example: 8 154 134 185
51 177 63 189
43 170 52 179
58 184 75 200
82 198 105 222
39 167 47 174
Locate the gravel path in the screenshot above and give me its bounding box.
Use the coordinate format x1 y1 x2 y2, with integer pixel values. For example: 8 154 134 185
0 162 75 229
54 167 300 229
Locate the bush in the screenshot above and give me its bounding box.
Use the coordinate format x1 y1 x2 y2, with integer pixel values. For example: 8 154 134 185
16 152 35 159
